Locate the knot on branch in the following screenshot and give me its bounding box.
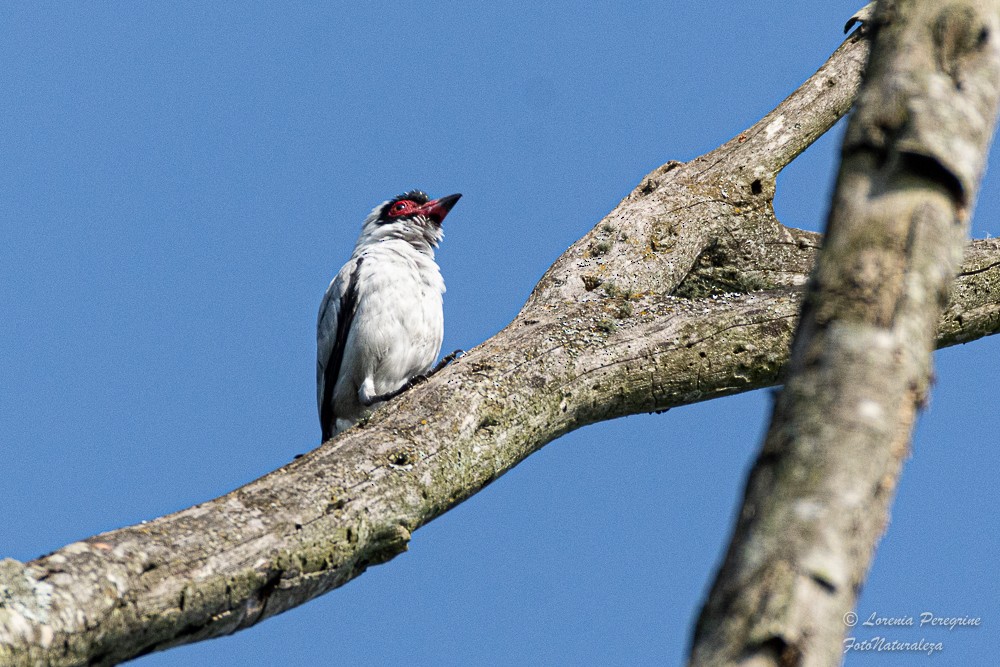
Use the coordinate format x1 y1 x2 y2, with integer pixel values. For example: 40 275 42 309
933 4 990 86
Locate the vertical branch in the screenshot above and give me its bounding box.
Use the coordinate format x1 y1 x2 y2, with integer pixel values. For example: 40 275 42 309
689 2 1000 666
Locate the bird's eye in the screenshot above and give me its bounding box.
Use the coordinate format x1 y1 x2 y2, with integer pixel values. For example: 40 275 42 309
388 200 415 217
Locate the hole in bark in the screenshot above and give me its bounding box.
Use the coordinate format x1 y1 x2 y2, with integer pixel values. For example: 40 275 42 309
750 179 763 195
326 498 346 513
757 636 801 667
388 450 413 466
477 414 500 431
809 571 837 593
899 151 965 206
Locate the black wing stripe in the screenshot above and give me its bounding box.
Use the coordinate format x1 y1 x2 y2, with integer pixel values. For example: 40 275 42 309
321 256 364 440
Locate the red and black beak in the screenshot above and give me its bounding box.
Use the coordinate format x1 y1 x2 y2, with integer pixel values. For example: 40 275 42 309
416 193 462 224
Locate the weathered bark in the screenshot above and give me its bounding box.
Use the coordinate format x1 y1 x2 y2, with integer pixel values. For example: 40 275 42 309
690 2 1000 666
1 13 999 667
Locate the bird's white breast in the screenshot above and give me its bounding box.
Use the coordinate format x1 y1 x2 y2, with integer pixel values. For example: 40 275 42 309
340 240 445 399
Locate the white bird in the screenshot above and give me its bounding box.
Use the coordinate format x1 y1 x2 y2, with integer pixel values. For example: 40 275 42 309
317 190 462 440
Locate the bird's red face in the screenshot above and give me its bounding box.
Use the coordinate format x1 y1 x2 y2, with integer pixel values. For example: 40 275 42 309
384 193 462 225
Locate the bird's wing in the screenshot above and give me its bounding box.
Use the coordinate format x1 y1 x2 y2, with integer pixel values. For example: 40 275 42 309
317 256 364 440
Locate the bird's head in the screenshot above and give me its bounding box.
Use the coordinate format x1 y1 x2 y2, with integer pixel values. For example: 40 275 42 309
355 190 462 253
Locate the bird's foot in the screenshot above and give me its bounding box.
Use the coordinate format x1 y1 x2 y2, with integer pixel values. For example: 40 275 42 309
366 381 418 406
363 350 465 406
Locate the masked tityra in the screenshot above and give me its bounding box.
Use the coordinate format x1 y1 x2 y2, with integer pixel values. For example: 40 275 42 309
317 190 462 440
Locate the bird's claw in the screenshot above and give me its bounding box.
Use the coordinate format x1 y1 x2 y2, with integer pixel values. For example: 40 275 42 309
844 2 875 35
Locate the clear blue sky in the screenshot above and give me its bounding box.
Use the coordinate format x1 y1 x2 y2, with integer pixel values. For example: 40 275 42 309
2 2 997 665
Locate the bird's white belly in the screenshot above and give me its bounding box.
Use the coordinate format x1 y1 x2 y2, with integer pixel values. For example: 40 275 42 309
353 282 443 395
334 246 445 414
